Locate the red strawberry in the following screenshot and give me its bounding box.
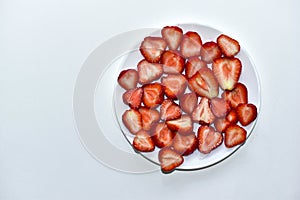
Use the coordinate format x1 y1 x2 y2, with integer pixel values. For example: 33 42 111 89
185 57 207 79
117 69 138 90
224 124 247 148
138 107 160 131
222 82 248 109
161 74 187 99
188 67 219 99
166 115 193 135
161 50 185 74
152 123 175 148
137 60 163 84
133 130 155 152
180 31 202 58
226 109 238 124
172 133 198 156
212 57 242 90
142 83 164 108
200 41 222 63
161 26 183 50
122 109 143 134
158 147 184 173
140 36 167 63
179 92 198 114
236 103 257 126
217 34 240 57
197 125 223 154
122 88 143 109
160 99 181 121
192 97 215 125
211 97 231 118
214 109 238 133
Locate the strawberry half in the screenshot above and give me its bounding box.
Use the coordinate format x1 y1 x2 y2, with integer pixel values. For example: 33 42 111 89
122 109 143 134
160 99 181 121
172 133 198 156
139 107 160 131
185 57 207 79
179 92 198 114
158 147 184 173
142 83 164 108
152 123 175 148
211 97 231 118
137 60 163 84
122 87 143 109
224 124 247 148
214 109 238 133
166 115 193 135
133 130 155 152
161 74 187 99
212 57 242 90
217 34 240 57
192 97 215 125
117 69 138 90
236 103 257 126
200 41 222 64
161 26 183 50
140 36 167 63
222 82 248 109
161 50 185 74
180 31 202 58
197 125 223 154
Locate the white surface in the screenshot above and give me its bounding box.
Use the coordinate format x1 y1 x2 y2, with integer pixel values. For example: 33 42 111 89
0 0 299 199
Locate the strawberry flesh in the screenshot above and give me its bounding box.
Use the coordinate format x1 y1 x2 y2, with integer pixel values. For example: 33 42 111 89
152 123 175 148
179 92 198 114
192 97 215 125
166 115 193 135
122 109 143 135
211 97 231 118
161 26 183 50
217 34 240 57
140 36 167 63
197 125 223 154
180 31 202 58
161 74 187 99
122 87 143 109
142 83 164 108
185 57 208 79
224 124 247 148
222 82 248 109
236 103 257 126
200 41 222 63
160 99 182 121
172 133 198 156
118 69 138 90
158 147 184 173
161 50 185 74
139 107 160 131
133 130 155 152
137 59 163 84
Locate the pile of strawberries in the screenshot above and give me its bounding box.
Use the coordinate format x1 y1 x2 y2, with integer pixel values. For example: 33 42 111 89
117 26 257 173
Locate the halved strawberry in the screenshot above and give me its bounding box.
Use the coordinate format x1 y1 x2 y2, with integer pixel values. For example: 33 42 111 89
160 99 181 121
236 103 257 126
161 26 183 50
179 92 198 114
224 124 247 148
139 107 160 131
172 133 198 156
214 109 238 133
185 57 207 79
122 88 143 109
122 109 143 134
158 147 184 173
226 109 238 124
152 123 175 148
161 50 185 74
140 36 167 63
222 82 248 109
197 125 223 154
166 115 193 135
161 74 187 99
211 97 231 118
142 83 164 108
200 41 222 63
133 130 155 152
192 97 215 125
117 69 138 90
217 34 240 57
180 31 202 58
137 60 163 84
212 57 242 90
188 67 219 99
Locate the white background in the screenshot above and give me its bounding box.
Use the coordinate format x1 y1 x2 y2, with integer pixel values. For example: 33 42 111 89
1 0 300 199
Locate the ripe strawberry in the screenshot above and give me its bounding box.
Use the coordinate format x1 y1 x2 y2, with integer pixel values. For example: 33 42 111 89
172 133 198 156
142 83 164 108
160 99 182 121
161 74 187 99
224 124 247 148
197 125 223 154
161 26 183 50
217 34 240 57
214 109 238 133
122 88 143 109
222 82 248 109
117 69 138 90
133 130 155 152
122 109 143 134
152 123 175 148
200 41 222 63
211 97 231 118
188 67 219 99
180 31 202 58
158 147 184 173
137 60 163 84
185 57 207 79
236 103 257 126
140 36 167 63
166 115 193 135
192 97 215 125
138 107 160 131
212 57 242 90
179 92 198 114
161 50 185 74
226 109 238 124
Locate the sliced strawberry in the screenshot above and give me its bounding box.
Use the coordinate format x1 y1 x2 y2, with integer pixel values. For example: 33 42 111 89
172 133 198 156
222 82 248 109
192 97 215 125
224 124 247 148
161 50 185 74
158 147 184 173
185 57 207 79
122 109 142 134
161 74 187 99
142 83 164 108
166 115 193 135
160 99 181 121
200 41 222 63
138 107 160 131
140 36 167 63
236 103 257 126
214 109 238 133
133 130 155 152
161 26 183 50
226 109 238 124
117 69 138 90
197 125 223 154
137 60 163 84
212 57 242 90
152 123 175 148
217 34 240 57
180 31 202 58
122 88 143 109
179 92 198 114
188 67 219 99
211 97 231 118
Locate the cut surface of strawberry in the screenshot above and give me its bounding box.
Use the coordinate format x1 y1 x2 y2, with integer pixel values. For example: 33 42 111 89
179 92 198 114
140 36 167 63
161 74 187 99
137 60 163 84
200 41 222 64
211 97 231 118
160 99 182 121
214 109 238 133
122 109 143 135
139 107 160 131
152 123 175 148
217 34 240 57
161 26 183 50
236 103 257 126
161 50 185 74
222 82 248 109
142 83 164 108
185 57 208 79
122 87 143 109
172 133 198 156
158 147 184 173
192 97 215 125
197 125 223 154
180 31 202 58
224 124 247 148
118 69 138 90
166 115 193 135
133 130 155 152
